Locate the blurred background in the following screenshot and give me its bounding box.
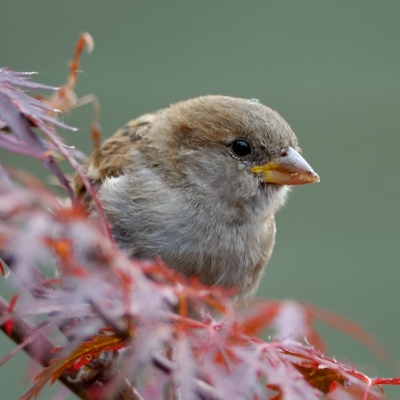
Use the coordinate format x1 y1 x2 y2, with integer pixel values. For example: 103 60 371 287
1 1 400 398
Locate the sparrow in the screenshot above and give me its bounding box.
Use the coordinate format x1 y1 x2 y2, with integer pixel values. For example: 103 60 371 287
74 96 319 299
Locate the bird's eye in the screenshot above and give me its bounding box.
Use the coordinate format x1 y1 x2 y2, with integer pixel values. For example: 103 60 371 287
230 139 252 157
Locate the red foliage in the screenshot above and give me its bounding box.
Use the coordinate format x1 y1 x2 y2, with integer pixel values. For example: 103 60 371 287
0 34 399 400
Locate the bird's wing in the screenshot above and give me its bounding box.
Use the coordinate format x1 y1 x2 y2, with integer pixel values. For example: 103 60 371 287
74 112 157 207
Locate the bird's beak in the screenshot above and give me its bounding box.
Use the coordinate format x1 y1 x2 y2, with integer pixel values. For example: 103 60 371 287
251 146 320 185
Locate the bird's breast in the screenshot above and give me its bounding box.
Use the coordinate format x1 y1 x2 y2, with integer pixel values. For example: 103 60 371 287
99 173 276 298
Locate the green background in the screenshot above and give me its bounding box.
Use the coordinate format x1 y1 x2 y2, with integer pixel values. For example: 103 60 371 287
1 1 400 398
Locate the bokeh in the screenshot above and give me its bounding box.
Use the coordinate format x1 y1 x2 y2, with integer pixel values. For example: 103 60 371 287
1 1 399 398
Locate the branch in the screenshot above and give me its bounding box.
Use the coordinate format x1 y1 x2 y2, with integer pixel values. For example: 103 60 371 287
0 296 91 400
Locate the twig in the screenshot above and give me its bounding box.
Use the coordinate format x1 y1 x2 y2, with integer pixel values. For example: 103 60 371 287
0 296 91 400
0 252 54 299
0 252 82 340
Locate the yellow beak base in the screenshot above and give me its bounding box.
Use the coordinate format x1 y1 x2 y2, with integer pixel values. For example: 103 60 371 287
251 147 319 186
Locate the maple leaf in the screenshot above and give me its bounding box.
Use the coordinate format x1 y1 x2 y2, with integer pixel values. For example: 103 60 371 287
20 332 128 400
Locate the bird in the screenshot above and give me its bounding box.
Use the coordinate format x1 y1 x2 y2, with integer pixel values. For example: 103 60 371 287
74 95 319 300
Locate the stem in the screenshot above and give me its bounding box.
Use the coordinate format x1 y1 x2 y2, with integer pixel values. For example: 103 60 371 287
0 296 91 400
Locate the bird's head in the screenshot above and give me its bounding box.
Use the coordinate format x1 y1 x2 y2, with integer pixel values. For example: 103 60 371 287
138 95 319 217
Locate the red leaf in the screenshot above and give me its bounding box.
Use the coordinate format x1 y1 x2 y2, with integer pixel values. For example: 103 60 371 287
294 364 346 394
4 294 20 335
0 259 5 276
240 301 281 336
21 332 128 400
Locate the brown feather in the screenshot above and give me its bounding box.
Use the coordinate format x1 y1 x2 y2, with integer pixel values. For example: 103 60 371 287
74 112 157 206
